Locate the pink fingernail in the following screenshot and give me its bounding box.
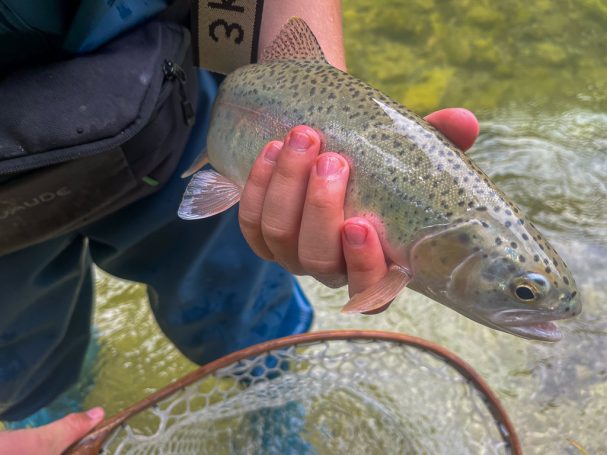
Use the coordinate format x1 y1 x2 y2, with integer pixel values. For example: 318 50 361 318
86 407 104 421
316 155 344 178
344 223 367 246
287 131 313 151
264 142 282 163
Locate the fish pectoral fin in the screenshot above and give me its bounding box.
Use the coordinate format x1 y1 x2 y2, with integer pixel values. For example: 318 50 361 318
341 265 411 314
178 169 241 220
181 148 208 178
261 17 328 64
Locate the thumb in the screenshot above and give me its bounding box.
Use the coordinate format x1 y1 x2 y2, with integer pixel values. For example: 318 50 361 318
0 407 105 455
42 407 105 454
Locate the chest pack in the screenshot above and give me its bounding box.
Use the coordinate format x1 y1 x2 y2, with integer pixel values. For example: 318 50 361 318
0 20 198 256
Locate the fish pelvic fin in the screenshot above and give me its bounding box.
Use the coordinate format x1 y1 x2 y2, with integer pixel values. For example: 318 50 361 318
181 148 209 178
341 265 411 314
261 17 328 64
178 169 241 220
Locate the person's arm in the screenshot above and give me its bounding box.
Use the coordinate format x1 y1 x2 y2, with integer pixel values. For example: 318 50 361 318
259 0 347 71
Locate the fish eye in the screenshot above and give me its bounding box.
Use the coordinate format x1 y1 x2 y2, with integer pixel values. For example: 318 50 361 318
511 273 549 303
515 285 536 301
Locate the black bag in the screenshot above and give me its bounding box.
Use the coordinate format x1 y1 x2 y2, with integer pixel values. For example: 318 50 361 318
0 21 198 256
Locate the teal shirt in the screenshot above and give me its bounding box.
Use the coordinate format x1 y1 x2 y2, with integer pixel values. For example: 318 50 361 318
0 0 166 72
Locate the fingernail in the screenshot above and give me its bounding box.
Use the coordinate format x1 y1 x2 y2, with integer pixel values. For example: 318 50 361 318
344 223 367 246
316 155 343 178
264 141 282 163
86 407 104 421
287 131 313 151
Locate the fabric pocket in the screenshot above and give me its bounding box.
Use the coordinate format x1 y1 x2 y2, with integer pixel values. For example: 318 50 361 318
0 21 198 255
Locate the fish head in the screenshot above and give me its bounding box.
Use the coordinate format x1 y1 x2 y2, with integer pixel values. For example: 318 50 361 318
408 219 581 341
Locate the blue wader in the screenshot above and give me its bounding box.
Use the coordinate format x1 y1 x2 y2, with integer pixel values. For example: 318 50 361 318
0 1 313 422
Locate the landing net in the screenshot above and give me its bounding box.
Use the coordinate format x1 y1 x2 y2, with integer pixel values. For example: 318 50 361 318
67 330 520 454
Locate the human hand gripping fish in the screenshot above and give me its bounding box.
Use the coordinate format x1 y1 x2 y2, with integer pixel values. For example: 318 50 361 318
178 18 581 341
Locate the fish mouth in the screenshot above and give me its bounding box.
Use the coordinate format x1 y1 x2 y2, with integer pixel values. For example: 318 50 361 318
489 309 566 342
500 321 562 342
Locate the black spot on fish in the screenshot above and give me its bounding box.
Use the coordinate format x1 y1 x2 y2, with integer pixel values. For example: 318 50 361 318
493 206 500 212
534 254 540 262
519 255 526 262
476 206 487 212
495 238 502 246
518 219 525 225
545 267 551 274
522 233 529 241
563 277 570 285
458 234 471 244
481 221 489 228
510 242 518 249
505 209 512 216
505 221 512 228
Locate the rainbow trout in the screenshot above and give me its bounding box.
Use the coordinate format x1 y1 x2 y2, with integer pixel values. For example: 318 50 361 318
179 18 581 341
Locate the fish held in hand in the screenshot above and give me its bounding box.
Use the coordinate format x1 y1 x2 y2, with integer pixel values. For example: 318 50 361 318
178 18 581 342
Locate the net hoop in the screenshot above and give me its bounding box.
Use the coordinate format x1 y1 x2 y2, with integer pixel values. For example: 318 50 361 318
65 330 522 454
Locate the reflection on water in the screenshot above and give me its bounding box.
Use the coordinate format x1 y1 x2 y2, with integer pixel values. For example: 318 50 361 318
85 1 606 453
476 111 607 244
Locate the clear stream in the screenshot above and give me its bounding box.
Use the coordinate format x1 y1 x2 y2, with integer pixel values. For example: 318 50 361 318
65 1 607 453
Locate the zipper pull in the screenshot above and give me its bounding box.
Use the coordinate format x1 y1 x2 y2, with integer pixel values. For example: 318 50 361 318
163 59 195 127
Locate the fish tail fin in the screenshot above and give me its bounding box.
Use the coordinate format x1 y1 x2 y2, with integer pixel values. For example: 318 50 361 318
181 148 209 178
341 265 411 314
178 169 241 220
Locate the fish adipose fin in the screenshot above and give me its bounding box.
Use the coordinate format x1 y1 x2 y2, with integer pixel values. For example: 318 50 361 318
341 265 411 314
178 169 241 220
261 17 328 64
181 148 209 178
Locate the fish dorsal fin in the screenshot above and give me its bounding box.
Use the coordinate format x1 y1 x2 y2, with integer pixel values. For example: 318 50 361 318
261 17 328 63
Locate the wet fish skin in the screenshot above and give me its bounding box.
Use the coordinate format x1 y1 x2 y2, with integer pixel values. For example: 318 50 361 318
198 57 581 341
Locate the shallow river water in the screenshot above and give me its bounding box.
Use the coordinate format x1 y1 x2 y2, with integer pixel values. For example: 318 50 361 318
71 1 606 453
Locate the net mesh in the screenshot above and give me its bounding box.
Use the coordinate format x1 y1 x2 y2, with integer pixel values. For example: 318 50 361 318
98 337 512 454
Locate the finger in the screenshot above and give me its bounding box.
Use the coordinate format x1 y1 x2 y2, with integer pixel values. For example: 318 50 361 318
299 153 349 287
239 140 283 260
262 126 322 273
0 407 105 455
425 108 479 152
342 217 390 313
